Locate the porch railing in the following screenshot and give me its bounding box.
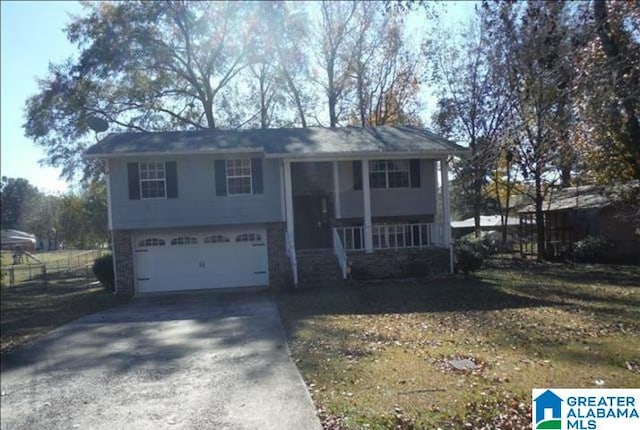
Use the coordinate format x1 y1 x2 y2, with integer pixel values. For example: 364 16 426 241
285 230 298 286
335 223 446 251
332 228 348 279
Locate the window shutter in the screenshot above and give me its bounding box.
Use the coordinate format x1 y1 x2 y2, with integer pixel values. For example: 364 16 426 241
127 163 140 200
215 160 227 196
165 161 178 198
353 161 362 190
251 158 263 194
410 159 421 188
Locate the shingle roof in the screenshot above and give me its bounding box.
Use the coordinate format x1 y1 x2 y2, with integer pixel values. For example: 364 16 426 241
84 125 466 158
519 185 611 213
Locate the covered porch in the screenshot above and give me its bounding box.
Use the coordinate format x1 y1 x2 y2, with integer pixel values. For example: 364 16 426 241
280 156 453 285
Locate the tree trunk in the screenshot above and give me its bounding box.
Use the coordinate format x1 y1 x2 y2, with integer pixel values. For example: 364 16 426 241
282 69 307 128
534 170 546 261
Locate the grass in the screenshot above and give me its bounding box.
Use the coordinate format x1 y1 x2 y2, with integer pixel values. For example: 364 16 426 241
1 268 128 355
276 259 640 430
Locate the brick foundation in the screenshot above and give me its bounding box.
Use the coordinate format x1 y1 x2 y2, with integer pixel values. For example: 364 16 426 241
266 222 293 291
348 247 449 280
112 230 135 296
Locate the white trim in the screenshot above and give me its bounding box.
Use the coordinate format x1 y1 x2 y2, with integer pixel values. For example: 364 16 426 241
111 231 119 295
441 158 453 273
84 147 263 159
283 160 295 246
139 161 167 199
362 159 373 253
105 159 113 230
225 158 253 196
86 149 467 161
369 159 411 189
332 161 341 219
279 162 286 222
270 151 467 161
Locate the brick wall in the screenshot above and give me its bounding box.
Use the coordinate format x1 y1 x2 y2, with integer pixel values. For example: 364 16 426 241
112 230 135 296
348 247 449 280
266 222 294 291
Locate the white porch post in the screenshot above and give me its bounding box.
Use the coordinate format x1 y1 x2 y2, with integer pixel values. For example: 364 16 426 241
362 159 373 253
333 161 341 219
284 160 295 245
440 157 453 273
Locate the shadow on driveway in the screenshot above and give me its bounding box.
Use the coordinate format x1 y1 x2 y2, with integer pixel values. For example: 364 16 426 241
1 290 321 430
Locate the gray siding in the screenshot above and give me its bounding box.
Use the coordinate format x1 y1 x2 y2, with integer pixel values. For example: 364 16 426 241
337 159 437 219
109 155 283 230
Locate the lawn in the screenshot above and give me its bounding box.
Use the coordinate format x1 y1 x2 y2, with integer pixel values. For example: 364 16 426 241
1 268 128 355
276 259 640 430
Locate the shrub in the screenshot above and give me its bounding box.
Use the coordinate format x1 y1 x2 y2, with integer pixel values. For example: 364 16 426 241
572 236 613 263
92 254 115 292
454 239 486 276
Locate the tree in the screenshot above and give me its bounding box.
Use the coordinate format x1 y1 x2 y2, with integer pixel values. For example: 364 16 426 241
316 1 358 128
57 181 107 249
487 1 573 260
25 1 256 179
349 4 422 127
571 0 640 183
0 177 41 231
431 9 513 236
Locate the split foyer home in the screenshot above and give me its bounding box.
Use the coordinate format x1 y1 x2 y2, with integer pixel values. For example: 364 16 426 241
85 126 466 295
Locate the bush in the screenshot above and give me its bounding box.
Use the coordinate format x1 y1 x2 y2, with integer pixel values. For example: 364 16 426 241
572 236 613 263
92 254 115 292
454 238 491 276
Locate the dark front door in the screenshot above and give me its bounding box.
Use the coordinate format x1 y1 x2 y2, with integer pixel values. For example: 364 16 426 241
294 195 331 249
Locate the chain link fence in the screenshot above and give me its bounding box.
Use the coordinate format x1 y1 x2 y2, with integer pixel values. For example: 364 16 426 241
1 249 108 288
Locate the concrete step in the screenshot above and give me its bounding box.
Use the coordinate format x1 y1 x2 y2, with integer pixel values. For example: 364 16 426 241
295 248 344 289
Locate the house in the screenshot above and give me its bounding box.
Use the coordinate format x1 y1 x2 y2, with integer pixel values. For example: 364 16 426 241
451 215 519 240
84 126 467 295
518 183 640 263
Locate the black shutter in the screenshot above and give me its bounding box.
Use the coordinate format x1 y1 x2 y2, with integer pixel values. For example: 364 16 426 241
215 160 227 196
165 161 178 198
410 159 421 188
251 158 263 194
127 163 140 200
353 160 362 190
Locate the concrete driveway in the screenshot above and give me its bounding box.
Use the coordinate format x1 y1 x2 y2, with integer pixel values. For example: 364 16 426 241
0 291 321 430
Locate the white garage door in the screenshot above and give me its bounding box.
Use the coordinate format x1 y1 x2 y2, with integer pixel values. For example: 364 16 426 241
134 227 269 293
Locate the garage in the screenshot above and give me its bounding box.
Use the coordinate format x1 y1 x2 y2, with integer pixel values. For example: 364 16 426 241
133 227 269 293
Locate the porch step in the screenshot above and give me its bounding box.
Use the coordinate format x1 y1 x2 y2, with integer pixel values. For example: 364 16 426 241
295 248 344 289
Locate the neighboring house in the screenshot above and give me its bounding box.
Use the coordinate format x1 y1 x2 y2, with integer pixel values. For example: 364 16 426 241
0 229 36 251
85 126 466 295
518 184 640 263
451 215 519 240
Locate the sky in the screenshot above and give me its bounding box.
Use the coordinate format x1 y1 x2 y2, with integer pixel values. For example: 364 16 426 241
0 1 475 196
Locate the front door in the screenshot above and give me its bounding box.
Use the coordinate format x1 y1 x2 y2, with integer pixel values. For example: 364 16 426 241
293 195 331 249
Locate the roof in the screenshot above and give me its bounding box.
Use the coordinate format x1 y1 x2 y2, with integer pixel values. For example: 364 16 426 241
451 215 519 229
1 229 36 245
84 125 467 158
519 185 611 213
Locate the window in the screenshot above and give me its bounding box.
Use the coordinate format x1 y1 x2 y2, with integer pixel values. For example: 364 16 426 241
138 238 165 247
369 160 410 189
236 233 262 242
226 159 252 195
139 162 166 198
170 236 198 245
204 235 230 244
